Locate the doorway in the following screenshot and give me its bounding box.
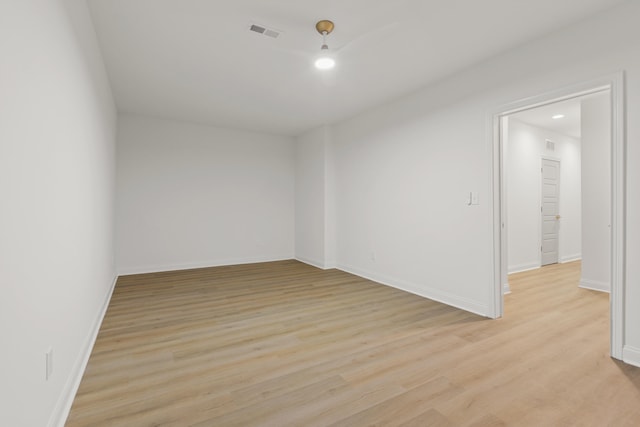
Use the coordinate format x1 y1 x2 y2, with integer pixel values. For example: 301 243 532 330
490 73 625 360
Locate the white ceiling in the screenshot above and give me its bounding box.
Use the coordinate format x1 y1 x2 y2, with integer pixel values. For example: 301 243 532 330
511 98 582 139
87 0 627 136
510 90 610 139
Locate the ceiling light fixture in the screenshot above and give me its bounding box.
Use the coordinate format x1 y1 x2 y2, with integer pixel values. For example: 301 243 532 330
552 114 565 119
314 20 335 70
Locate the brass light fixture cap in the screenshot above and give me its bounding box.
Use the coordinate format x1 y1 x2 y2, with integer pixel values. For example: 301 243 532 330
315 20 334 35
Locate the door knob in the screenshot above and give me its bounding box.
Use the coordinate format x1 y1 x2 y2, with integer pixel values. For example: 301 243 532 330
556 215 561 220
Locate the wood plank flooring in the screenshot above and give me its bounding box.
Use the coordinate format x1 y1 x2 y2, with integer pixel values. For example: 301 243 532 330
66 260 640 426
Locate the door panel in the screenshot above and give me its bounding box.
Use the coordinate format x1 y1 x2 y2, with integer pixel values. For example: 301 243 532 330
541 159 560 266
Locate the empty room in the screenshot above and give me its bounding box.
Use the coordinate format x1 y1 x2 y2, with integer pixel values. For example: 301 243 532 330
2 1 640 426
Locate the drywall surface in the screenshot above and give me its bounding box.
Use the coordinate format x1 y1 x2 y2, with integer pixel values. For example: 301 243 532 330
581 93 611 291
506 119 582 273
295 126 327 267
294 125 336 269
333 99 493 314
0 0 117 425
328 0 640 335
116 114 295 274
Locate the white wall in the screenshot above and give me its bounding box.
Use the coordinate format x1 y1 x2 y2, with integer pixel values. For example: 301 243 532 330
0 0 117 426
116 114 295 274
294 125 337 269
312 0 640 360
295 127 327 267
325 126 337 268
333 100 493 314
506 118 582 273
580 93 611 291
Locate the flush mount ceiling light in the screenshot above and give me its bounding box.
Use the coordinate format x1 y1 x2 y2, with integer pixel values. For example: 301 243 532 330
314 20 335 70
552 114 565 119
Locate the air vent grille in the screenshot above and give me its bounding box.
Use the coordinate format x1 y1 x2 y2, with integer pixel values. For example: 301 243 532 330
248 23 281 39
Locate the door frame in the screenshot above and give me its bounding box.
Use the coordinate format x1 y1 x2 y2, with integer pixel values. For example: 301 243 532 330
489 72 625 360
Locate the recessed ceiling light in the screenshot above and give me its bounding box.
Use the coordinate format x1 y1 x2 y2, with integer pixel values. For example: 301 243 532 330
552 114 565 119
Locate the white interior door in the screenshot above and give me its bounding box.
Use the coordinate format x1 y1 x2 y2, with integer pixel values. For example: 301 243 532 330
541 159 560 266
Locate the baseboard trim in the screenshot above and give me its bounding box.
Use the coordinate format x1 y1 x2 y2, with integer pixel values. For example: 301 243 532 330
48 274 117 427
118 255 294 276
503 283 512 295
579 278 610 293
336 263 490 317
560 254 581 263
623 346 640 368
295 256 328 270
508 262 540 274
323 260 337 270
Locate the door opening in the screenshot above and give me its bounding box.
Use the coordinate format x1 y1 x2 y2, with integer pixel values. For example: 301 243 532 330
491 73 625 360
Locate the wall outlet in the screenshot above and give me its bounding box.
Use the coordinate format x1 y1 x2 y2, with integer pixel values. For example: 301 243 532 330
45 347 53 381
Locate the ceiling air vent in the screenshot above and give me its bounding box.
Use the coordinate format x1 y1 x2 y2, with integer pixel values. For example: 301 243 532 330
248 23 281 39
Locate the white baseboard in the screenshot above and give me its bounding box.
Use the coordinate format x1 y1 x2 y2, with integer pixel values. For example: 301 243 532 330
508 262 540 274
623 346 640 368
336 263 490 317
295 255 328 270
117 255 294 276
503 283 511 294
509 257 580 273
48 274 117 427
560 254 581 263
295 256 337 270
323 260 337 269
579 278 610 293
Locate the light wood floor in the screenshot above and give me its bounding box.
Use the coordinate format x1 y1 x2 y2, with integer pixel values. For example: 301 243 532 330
66 260 640 426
